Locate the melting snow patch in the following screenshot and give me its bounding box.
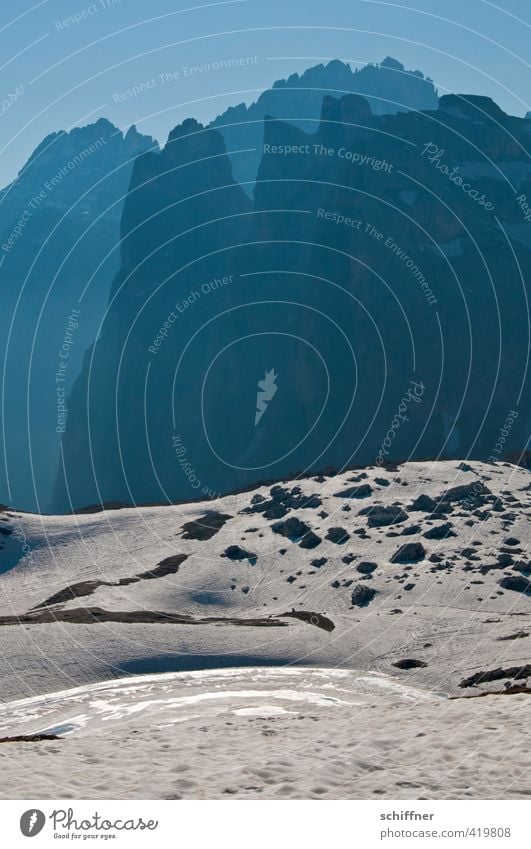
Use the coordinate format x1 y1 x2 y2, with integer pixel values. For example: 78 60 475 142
233 706 296 717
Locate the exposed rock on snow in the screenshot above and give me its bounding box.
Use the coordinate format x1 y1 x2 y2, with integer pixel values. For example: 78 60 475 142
390 542 426 563
181 513 232 540
393 658 428 669
0 460 529 704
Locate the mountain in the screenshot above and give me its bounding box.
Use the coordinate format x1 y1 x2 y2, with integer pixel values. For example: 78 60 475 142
211 56 439 192
51 117 250 512
53 90 531 512
0 119 157 511
0 57 439 514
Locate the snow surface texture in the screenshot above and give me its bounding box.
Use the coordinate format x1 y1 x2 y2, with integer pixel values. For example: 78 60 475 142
0 668 529 799
0 459 529 798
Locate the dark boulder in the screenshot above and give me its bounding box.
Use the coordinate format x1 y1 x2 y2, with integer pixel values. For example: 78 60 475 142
391 542 426 563
423 522 456 540
499 575 531 595
221 545 257 564
393 658 427 669
357 561 378 575
334 484 372 499
351 585 377 606
358 505 408 527
299 531 322 550
271 516 311 540
325 526 350 544
181 512 232 541
409 494 437 513
311 557 327 567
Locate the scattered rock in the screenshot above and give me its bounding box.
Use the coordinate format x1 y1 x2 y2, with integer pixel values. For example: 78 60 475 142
409 494 437 513
281 610 335 632
497 553 514 567
390 542 426 563
325 527 350 544
0 733 62 743
34 580 113 609
460 664 531 688
221 546 257 564
401 524 421 536
137 554 188 579
351 585 377 606
334 484 372 499
357 561 377 575
393 658 427 669
423 523 456 540
496 631 528 641
443 483 492 504
299 531 322 550
358 505 408 527
271 517 311 540
181 512 232 541
499 575 531 595
242 486 321 520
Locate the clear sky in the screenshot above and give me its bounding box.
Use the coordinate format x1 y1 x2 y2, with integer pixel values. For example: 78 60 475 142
1 0 530 186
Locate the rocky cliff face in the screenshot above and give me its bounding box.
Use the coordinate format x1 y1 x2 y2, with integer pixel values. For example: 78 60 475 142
211 57 438 192
53 92 530 512
52 119 251 511
0 119 157 510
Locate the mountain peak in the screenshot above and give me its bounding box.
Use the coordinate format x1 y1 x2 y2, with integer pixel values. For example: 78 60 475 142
380 56 404 71
439 94 507 121
166 117 204 145
210 56 439 191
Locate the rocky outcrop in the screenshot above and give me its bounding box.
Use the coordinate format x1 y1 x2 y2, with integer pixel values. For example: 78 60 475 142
0 120 157 510
52 119 250 510
53 89 530 511
211 57 438 190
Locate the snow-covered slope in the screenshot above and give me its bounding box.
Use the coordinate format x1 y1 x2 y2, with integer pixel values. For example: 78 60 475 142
0 667 528 800
0 460 529 701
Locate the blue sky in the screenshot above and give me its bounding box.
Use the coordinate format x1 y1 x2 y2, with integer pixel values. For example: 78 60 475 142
1 0 530 185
